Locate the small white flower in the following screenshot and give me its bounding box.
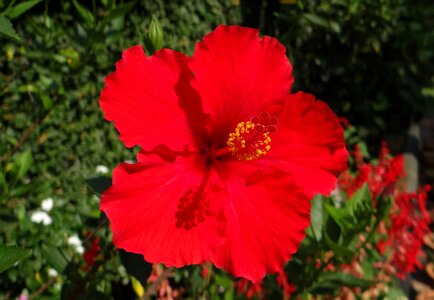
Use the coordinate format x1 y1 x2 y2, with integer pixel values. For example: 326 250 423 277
76 245 84 254
41 197 54 211
30 211 52 225
67 235 81 246
67 235 84 254
95 165 109 174
48 268 58 277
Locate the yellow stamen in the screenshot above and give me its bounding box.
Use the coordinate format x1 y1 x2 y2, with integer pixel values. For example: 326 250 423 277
227 121 272 161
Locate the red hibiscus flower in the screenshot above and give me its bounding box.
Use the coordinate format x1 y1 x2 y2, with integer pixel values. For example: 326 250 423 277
99 25 348 282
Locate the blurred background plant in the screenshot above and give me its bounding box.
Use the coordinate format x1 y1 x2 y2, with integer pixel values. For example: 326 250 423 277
1 0 433 299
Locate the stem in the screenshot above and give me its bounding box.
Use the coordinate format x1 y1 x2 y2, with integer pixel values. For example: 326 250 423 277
293 255 336 297
29 276 58 299
362 217 381 249
65 243 115 300
83 214 108 245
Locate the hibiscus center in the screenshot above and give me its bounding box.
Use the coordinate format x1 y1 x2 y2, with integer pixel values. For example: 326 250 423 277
226 112 277 161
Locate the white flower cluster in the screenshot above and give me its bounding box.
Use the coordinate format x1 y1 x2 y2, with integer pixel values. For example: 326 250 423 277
67 234 84 254
30 197 54 225
95 165 109 174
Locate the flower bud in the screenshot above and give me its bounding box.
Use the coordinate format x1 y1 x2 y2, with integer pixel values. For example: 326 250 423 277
145 15 164 54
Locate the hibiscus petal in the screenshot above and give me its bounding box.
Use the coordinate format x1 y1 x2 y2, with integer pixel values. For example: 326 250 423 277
189 25 294 145
268 92 348 197
211 161 310 282
100 46 207 151
100 157 226 266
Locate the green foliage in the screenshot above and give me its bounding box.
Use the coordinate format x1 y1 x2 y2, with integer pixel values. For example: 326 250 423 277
0 14 19 40
0 0 431 298
310 272 372 294
271 0 434 141
72 0 95 27
287 183 394 297
309 195 323 241
0 2 240 297
325 184 373 238
6 0 42 19
42 245 70 273
0 245 30 273
0 0 43 40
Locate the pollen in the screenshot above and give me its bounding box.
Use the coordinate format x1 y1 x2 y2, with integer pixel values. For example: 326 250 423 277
227 121 272 160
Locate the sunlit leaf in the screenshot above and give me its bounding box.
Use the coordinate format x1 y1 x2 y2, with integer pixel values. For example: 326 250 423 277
310 195 324 241
310 272 372 294
15 150 32 181
0 15 20 40
7 0 42 19
72 0 95 27
303 13 328 28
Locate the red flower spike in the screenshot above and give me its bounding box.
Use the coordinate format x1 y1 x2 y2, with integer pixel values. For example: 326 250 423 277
339 143 431 278
99 25 348 281
83 237 100 271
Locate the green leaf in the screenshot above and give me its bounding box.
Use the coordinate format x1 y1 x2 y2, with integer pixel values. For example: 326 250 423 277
324 231 354 260
347 184 373 218
0 171 6 189
324 211 341 243
72 0 95 27
387 282 407 298
215 274 232 289
0 15 20 40
42 245 70 273
303 13 328 28
119 249 152 287
224 288 234 300
15 150 32 181
40 93 53 110
375 195 393 221
9 183 35 197
325 184 373 236
0 244 30 273
85 177 111 196
310 272 372 294
310 195 324 241
309 280 339 295
6 0 42 19
319 272 372 288
330 21 341 33
100 1 137 27
325 204 354 231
